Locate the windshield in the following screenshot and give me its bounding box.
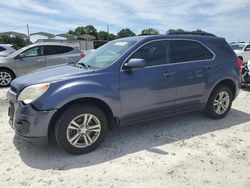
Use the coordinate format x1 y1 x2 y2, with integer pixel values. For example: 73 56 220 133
77 40 137 69
230 44 245 50
7 44 33 58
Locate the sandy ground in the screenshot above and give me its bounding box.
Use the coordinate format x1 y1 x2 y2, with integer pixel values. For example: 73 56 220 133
0 87 250 188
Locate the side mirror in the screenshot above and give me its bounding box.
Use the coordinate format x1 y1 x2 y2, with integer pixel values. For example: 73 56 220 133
123 58 146 70
16 53 25 59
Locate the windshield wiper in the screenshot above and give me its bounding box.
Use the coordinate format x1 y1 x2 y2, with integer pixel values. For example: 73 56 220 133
77 62 90 69
71 61 90 69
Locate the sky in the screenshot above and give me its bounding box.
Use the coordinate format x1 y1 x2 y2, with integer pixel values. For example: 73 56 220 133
0 0 250 42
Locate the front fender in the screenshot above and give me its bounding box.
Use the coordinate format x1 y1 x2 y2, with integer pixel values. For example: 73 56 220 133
33 80 120 117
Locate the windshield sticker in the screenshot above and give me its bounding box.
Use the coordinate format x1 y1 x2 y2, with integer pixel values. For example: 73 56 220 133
114 42 128 46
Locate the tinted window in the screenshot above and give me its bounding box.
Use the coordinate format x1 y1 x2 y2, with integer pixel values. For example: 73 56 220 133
130 41 170 66
171 40 214 63
0 46 6 52
44 45 73 55
22 46 42 57
212 40 235 55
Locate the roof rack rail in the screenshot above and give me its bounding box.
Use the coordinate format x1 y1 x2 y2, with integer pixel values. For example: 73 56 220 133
166 31 216 37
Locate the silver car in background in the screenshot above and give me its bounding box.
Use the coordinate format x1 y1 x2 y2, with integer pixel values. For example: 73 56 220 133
0 42 82 86
0 44 16 57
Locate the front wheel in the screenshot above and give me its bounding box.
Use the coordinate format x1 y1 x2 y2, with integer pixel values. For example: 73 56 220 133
55 104 108 155
205 85 233 119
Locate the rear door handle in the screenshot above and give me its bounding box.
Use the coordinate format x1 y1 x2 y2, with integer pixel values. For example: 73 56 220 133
37 59 45 62
163 72 175 77
205 65 218 70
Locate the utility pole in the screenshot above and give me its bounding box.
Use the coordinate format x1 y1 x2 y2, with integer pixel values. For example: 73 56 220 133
27 24 30 42
107 25 110 41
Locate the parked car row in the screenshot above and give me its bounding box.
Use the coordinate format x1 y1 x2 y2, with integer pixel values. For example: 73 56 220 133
0 42 83 86
7 33 241 155
230 42 250 63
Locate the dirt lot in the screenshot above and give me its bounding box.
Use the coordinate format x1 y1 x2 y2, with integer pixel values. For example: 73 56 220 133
0 87 250 188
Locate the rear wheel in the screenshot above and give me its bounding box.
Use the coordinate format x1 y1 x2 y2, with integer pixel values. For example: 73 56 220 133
0 69 14 87
205 85 233 119
55 104 108 155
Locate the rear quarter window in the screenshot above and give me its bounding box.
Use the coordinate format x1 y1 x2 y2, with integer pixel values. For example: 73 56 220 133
170 40 214 63
211 40 235 56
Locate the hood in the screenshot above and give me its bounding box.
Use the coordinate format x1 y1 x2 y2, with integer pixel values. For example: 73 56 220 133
0 56 12 63
11 64 94 91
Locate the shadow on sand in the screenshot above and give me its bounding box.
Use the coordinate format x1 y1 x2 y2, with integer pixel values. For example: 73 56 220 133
13 108 250 170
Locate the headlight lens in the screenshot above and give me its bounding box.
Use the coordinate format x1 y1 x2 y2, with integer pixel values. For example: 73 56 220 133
18 83 50 104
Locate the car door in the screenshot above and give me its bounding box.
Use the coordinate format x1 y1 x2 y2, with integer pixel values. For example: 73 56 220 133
14 46 46 75
120 40 177 124
170 40 215 111
44 45 73 67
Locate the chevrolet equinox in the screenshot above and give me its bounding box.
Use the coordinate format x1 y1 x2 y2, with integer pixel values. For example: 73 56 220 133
7 33 241 154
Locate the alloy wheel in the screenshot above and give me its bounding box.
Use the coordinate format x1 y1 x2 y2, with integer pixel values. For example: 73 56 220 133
0 71 12 86
213 91 230 115
66 114 101 148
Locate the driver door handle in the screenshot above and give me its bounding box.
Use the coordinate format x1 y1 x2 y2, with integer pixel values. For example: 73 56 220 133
163 71 175 77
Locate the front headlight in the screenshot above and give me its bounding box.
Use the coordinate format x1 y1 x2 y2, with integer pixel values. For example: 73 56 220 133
18 83 50 104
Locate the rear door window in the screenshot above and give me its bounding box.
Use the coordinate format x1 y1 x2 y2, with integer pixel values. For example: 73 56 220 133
44 45 73 55
170 40 214 63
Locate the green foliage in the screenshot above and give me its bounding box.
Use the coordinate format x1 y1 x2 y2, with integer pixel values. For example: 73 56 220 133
0 35 30 49
68 25 98 38
97 31 109 40
117 28 136 38
98 31 117 41
166 29 185 34
84 25 98 38
141 28 159 35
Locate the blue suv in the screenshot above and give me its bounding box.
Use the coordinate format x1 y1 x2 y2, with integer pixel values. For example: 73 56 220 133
7 33 241 154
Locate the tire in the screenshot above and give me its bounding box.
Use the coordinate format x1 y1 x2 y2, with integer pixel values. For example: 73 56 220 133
55 104 108 155
205 85 233 119
0 69 14 87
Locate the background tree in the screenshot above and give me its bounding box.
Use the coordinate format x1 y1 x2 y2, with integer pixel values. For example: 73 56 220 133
166 29 185 34
0 35 30 49
141 28 159 35
98 31 109 40
84 25 98 38
117 28 136 38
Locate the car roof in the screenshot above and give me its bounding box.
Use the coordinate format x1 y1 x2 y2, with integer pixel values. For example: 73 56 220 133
28 42 77 48
0 44 13 47
116 34 223 43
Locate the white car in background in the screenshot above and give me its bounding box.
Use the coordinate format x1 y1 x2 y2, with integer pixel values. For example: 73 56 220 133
0 44 16 57
230 42 250 63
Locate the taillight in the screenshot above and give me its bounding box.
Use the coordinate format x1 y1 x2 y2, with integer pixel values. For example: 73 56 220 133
236 59 243 72
80 53 85 58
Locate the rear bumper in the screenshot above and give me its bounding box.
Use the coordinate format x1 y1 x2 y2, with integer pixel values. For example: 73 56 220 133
7 89 57 143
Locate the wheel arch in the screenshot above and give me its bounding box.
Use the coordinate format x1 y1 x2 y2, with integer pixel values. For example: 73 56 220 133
207 78 237 102
48 97 117 140
0 67 16 78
